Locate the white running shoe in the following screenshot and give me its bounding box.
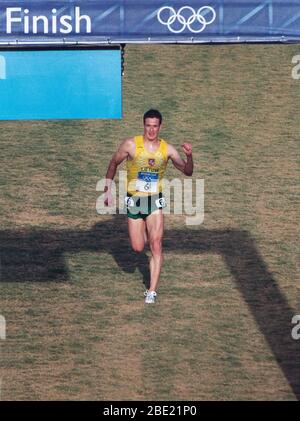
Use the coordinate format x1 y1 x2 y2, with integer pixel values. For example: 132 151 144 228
144 290 157 304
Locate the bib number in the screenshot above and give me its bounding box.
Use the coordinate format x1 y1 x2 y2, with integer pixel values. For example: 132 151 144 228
136 171 158 193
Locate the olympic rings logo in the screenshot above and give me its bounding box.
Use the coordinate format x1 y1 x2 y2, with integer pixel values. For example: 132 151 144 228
157 6 216 34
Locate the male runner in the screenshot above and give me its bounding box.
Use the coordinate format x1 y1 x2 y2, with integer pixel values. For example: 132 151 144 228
104 109 193 303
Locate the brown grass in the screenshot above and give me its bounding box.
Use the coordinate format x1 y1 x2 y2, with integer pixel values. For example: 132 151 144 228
0 44 299 400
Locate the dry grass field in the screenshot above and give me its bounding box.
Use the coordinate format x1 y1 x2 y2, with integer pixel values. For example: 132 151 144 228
0 44 299 400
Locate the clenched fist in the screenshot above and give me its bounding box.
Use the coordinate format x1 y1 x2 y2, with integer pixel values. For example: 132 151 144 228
181 143 192 156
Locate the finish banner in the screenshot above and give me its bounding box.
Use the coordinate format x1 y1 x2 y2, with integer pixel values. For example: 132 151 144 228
0 0 300 45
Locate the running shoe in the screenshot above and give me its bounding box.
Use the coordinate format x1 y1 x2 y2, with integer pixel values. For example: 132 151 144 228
144 290 157 304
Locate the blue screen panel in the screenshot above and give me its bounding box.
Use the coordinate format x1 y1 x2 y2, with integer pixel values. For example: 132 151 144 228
0 48 122 120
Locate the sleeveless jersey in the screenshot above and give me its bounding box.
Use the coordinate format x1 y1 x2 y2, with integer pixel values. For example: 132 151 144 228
126 135 168 196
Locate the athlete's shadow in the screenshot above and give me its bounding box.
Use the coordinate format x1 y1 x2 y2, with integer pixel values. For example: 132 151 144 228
0 214 299 399
0 215 150 287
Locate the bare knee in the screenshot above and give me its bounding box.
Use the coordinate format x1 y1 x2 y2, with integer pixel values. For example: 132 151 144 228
150 238 162 255
131 242 145 253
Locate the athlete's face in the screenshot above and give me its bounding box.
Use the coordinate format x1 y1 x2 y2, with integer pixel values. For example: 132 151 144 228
144 117 161 141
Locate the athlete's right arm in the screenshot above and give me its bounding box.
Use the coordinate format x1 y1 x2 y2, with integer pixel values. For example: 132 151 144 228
104 138 134 205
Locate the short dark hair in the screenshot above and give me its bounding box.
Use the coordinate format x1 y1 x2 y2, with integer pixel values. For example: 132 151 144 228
143 109 162 125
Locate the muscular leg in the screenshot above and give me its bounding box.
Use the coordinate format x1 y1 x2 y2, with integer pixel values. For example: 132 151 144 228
128 217 147 252
145 210 164 292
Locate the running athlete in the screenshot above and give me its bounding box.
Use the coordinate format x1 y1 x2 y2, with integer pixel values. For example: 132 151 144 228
104 109 193 303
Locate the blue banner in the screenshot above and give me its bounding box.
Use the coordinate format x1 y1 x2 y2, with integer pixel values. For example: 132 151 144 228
0 1 300 44
0 48 122 120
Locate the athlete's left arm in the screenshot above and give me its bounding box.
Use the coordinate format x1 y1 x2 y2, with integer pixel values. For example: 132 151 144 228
168 143 193 176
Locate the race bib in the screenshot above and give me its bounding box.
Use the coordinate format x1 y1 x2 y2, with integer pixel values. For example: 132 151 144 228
136 171 158 193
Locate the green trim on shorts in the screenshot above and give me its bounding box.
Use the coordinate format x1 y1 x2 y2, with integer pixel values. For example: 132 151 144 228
126 193 165 220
